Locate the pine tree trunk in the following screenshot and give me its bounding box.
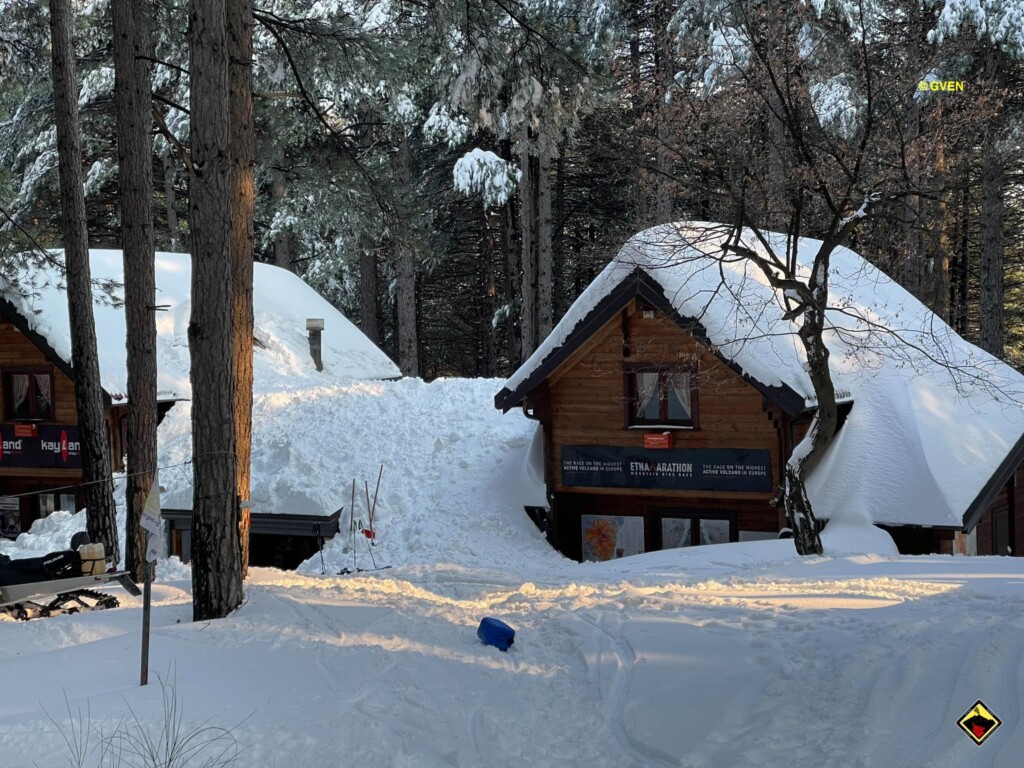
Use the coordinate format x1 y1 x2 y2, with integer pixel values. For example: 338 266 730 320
188 0 243 620
932 127 951 323
394 128 418 376
271 163 293 272
902 101 923 300
357 116 378 344
500 139 519 370
536 141 553 340
162 145 182 251
228 0 254 577
482 211 497 377
653 0 673 223
519 128 537 361
113 0 156 582
49 0 120 560
979 134 1004 356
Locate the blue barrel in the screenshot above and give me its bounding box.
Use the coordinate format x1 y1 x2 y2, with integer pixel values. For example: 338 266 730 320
477 617 515 651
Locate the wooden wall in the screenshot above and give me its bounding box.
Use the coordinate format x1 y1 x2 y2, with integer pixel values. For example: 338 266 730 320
0 319 124 531
538 301 785 496
973 465 1024 556
532 300 789 558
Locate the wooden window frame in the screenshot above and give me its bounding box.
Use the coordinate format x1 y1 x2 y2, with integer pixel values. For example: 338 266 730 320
2 366 55 422
623 363 699 429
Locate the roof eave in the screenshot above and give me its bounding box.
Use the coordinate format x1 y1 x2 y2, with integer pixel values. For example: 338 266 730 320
961 431 1024 531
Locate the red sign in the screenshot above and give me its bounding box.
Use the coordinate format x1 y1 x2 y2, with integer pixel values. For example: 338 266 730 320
643 433 674 450
14 424 37 438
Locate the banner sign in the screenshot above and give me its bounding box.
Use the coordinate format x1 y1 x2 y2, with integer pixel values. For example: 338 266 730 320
561 445 772 492
0 424 82 469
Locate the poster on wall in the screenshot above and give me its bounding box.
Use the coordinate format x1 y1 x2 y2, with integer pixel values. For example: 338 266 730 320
562 445 772 492
581 514 645 561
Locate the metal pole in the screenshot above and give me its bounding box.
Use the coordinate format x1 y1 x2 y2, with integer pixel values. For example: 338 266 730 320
140 532 152 686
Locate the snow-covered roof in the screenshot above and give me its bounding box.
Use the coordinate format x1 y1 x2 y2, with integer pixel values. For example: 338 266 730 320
497 222 1024 530
0 250 400 402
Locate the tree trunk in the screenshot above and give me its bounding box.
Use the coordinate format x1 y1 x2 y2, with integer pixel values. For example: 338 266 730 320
113 0 156 582
978 133 1004 356
188 0 243 620
500 138 519 371
932 125 951 323
49 0 120 561
228 0 254 577
653 0 673 223
519 128 537 360
357 116 378 344
394 128 418 376
162 145 182 251
902 101 923 300
270 163 293 272
784 252 836 557
536 141 553 340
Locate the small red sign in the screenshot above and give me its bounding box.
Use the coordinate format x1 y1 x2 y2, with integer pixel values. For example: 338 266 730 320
643 433 674 450
13 424 37 438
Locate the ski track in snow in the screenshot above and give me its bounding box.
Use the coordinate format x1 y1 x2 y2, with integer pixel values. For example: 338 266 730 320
3 562 1024 767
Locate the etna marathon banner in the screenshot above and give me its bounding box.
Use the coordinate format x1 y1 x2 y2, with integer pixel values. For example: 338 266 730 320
561 445 772 492
0 424 82 469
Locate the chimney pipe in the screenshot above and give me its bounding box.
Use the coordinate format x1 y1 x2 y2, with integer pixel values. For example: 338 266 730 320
306 318 324 371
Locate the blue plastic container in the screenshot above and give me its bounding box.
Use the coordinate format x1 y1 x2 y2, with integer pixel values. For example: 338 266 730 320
477 617 515 651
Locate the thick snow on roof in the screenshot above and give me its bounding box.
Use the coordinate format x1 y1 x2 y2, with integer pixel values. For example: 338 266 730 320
1 250 400 401
502 222 1024 528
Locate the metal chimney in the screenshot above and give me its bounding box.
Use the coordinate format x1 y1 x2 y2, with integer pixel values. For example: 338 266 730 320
306 318 324 371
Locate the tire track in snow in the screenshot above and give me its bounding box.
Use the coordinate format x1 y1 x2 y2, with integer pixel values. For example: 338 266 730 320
576 611 678 768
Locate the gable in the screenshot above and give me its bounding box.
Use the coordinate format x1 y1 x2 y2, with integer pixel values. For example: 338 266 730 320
494 268 807 416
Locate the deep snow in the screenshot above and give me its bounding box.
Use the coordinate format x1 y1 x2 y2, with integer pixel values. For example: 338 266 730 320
0 378 1021 767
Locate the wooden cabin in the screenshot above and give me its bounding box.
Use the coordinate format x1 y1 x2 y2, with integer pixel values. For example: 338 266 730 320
0 298 134 536
496 224 1024 560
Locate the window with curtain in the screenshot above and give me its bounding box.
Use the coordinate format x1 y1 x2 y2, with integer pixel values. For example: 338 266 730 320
626 367 697 427
3 369 55 420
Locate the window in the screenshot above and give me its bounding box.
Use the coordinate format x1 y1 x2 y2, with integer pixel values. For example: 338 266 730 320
38 492 77 518
659 512 736 549
3 369 54 421
625 366 697 427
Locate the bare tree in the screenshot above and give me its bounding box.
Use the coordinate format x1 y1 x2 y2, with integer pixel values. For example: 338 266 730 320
112 0 157 583
48 0 119 558
660 1 939 554
188 0 243 619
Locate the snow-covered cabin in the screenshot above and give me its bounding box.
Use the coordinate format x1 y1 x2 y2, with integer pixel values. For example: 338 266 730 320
0 250 399 553
495 223 1024 560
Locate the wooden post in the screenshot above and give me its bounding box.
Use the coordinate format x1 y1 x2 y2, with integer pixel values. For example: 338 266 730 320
140 552 152 686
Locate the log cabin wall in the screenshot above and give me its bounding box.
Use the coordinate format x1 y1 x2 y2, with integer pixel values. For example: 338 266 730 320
972 464 1024 556
532 299 789 560
0 318 121 535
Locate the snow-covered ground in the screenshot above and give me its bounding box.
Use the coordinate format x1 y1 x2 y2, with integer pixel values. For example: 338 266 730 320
1 378 1021 767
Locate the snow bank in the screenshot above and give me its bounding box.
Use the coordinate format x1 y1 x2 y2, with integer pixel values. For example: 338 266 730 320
157 377 566 573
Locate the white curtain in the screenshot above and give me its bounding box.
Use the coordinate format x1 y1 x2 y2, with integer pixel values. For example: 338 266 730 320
11 374 28 415
635 372 659 418
34 374 51 414
669 372 691 416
